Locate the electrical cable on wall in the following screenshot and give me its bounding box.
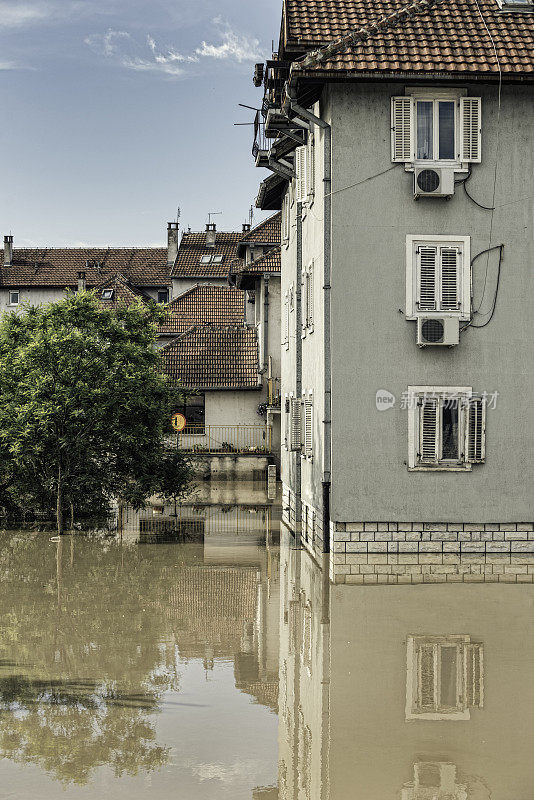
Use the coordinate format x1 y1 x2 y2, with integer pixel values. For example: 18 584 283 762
462 243 505 331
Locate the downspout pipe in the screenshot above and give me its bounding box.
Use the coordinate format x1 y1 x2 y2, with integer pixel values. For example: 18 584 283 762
263 275 269 374
287 84 332 554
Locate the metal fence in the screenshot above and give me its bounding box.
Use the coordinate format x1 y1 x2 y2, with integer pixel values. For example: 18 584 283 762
177 425 271 454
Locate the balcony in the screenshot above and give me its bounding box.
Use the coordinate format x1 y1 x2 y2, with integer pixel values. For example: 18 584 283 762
252 111 269 168
268 378 281 408
177 425 272 454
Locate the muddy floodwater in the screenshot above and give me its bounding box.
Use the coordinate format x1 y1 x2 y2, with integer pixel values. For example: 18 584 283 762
0 486 533 799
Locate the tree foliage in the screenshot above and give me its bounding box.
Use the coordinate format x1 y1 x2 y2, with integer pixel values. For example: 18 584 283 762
0 292 190 531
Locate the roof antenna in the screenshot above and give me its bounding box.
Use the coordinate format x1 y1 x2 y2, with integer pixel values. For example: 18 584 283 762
249 205 254 227
207 212 222 226
176 207 181 224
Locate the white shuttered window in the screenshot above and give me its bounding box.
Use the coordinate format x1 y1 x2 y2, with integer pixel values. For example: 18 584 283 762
290 397 302 451
295 146 308 202
303 397 313 458
407 236 470 321
391 96 414 162
460 97 482 163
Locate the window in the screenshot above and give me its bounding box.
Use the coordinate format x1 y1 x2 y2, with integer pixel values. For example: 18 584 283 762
391 92 481 166
406 235 470 321
283 290 290 350
8 290 19 306
289 396 301 452
200 255 212 264
407 386 486 470
302 395 313 458
174 393 205 434
406 635 483 720
497 0 534 10
282 194 290 244
101 289 114 301
295 145 308 202
307 133 315 200
305 261 314 331
212 254 223 264
157 290 169 304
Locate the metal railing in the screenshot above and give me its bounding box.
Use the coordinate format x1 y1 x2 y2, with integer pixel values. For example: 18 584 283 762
252 110 267 159
177 425 271 454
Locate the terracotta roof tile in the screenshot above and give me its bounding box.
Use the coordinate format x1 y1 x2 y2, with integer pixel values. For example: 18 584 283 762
238 246 282 275
158 284 244 335
160 326 259 390
95 273 151 309
171 232 241 278
239 212 281 246
284 0 534 77
0 248 169 288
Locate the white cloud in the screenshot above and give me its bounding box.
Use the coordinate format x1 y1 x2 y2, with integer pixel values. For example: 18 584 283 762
84 29 131 58
196 18 265 63
0 2 49 26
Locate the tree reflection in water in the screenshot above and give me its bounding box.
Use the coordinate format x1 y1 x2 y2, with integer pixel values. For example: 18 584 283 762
0 532 193 785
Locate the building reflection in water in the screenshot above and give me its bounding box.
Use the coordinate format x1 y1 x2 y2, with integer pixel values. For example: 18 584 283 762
279 523 534 800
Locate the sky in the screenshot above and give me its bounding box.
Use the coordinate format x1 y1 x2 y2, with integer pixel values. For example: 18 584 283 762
0 0 282 247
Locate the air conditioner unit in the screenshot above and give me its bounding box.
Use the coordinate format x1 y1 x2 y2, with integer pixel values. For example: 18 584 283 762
417 316 460 346
414 167 455 198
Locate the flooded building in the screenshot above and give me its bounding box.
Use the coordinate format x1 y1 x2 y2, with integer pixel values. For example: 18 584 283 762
279 525 534 799
251 0 534 580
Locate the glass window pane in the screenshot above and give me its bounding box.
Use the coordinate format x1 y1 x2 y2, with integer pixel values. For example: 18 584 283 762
417 101 433 160
438 101 455 160
441 399 459 460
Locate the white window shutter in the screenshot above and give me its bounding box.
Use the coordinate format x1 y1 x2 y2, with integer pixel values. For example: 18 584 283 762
416 643 436 710
283 292 289 347
460 97 482 163
465 396 486 463
304 398 313 456
307 134 315 198
391 96 413 163
301 268 307 331
295 146 308 202
417 246 438 311
290 398 302 451
307 262 313 328
439 247 460 311
419 397 439 463
465 643 484 708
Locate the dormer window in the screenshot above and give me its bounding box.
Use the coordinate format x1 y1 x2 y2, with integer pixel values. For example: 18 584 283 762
497 0 533 9
101 289 114 301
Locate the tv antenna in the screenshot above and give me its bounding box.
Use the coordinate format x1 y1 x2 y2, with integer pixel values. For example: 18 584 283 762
208 212 222 225
176 207 181 224
249 206 254 226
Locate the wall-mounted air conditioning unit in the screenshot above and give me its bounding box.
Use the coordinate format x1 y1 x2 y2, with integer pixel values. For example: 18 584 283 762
417 316 460 346
414 167 455 199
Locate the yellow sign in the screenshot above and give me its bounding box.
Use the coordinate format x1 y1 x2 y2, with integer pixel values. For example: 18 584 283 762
171 413 186 432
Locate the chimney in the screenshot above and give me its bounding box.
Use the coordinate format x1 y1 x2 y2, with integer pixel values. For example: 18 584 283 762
167 222 179 266
77 271 86 292
242 223 251 233
205 223 216 248
4 235 13 266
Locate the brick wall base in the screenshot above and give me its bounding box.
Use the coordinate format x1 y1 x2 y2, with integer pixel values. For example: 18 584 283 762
330 521 534 584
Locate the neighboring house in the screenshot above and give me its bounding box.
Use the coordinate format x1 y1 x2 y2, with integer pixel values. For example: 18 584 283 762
156 284 246 348
93 273 151 309
170 224 242 297
0 235 171 311
251 0 534 579
160 325 269 457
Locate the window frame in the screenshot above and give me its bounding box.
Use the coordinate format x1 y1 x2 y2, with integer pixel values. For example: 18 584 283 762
174 393 205 435
8 290 20 306
157 289 169 304
406 634 483 720
392 87 479 170
302 392 313 460
406 235 471 321
101 289 114 301
407 385 474 471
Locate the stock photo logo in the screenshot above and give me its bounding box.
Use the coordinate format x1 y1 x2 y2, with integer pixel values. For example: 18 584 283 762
375 390 396 411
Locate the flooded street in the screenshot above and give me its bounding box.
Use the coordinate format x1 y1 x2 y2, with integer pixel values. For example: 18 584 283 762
1 486 534 798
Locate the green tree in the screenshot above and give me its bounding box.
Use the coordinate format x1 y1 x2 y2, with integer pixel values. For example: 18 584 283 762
154 448 194 516
0 292 189 533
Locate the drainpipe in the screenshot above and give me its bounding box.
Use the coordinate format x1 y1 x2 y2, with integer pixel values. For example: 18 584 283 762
295 202 303 543
288 87 332 554
263 275 269 373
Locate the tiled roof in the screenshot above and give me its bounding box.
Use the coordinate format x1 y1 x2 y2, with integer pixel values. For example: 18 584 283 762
160 326 259 389
171 231 241 278
95 273 150 309
158 284 244 335
239 213 281 246
0 248 170 288
284 0 534 77
242 246 281 274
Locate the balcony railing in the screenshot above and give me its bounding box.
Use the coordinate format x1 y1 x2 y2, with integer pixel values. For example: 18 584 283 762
177 425 272 454
268 378 281 408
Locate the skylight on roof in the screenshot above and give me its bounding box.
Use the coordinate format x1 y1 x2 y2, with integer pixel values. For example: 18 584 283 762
101 289 114 301
497 0 534 10
212 255 224 264
200 255 212 264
